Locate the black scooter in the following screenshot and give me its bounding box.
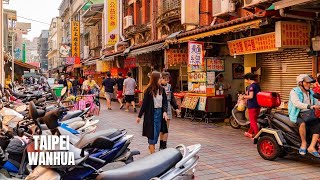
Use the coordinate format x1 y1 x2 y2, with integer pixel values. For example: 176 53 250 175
254 92 320 161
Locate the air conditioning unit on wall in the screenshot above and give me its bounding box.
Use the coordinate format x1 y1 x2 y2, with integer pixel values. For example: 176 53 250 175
124 16 133 29
212 0 236 17
243 0 269 8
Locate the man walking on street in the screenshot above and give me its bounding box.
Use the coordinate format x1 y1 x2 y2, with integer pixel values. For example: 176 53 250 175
102 72 116 110
123 72 137 112
116 72 125 109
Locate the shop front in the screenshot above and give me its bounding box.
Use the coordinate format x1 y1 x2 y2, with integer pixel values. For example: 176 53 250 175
227 21 312 102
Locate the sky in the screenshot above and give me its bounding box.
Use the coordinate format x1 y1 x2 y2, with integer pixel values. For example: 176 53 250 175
4 0 62 40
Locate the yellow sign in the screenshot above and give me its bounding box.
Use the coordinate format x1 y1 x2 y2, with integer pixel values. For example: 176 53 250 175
228 32 278 56
275 21 310 48
104 0 119 46
71 21 80 59
102 61 110 72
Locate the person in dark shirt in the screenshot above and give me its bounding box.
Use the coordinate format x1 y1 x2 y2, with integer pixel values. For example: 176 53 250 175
102 72 116 110
72 76 79 96
58 75 67 87
241 73 261 138
116 72 125 109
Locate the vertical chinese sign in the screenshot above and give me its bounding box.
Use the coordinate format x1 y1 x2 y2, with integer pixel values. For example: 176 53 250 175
71 21 80 65
104 0 119 46
188 41 204 65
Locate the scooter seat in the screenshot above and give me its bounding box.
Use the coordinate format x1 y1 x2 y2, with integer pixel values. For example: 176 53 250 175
61 110 83 121
96 148 182 180
273 113 297 128
74 128 119 149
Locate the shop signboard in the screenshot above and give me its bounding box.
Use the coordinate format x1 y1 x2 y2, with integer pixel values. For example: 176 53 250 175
197 97 207 111
206 71 215 88
188 82 206 94
104 0 119 46
188 41 204 65
96 61 103 72
188 72 206 82
71 21 80 63
66 57 75 65
166 49 188 66
181 0 200 25
59 45 70 58
124 58 137 68
275 21 310 48
102 61 110 72
227 32 278 56
181 96 199 110
206 57 224 72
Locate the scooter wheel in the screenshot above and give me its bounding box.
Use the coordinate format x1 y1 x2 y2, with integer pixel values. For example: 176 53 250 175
257 135 281 161
229 117 241 129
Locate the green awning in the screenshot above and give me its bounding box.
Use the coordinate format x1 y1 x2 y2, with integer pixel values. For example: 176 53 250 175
82 0 104 11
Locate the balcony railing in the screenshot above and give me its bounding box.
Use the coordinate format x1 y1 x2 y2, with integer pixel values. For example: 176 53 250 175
157 0 181 24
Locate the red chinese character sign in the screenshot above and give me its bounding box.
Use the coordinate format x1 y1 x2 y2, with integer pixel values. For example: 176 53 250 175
188 41 204 65
124 58 137 68
275 21 311 48
166 49 188 66
206 57 224 72
71 21 80 64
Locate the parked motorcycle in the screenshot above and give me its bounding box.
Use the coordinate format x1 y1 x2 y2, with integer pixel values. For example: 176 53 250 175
253 92 318 160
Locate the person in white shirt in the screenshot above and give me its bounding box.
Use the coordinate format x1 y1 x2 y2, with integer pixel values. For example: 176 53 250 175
288 74 320 158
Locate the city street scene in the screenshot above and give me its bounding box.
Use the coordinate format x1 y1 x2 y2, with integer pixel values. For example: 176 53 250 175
0 0 320 179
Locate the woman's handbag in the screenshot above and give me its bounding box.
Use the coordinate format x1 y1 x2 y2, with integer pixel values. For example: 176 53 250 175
299 109 318 123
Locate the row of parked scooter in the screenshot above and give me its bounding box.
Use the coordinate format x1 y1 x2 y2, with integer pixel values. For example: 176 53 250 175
0 81 201 180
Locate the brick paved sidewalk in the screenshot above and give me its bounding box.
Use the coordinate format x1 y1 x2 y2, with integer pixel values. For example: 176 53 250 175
98 101 320 180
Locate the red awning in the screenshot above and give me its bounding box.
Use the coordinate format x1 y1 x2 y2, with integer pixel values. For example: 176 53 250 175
14 61 39 70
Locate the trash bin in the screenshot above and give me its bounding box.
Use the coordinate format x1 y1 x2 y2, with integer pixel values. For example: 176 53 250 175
53 87 64 97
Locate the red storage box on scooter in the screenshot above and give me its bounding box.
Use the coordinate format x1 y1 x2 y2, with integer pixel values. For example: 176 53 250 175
257 92 281 108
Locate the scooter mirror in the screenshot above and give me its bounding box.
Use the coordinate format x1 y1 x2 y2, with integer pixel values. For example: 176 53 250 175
15 104 27 112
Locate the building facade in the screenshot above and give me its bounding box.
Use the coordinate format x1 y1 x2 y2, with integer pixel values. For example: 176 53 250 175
38 30 49 71
48 17 63 71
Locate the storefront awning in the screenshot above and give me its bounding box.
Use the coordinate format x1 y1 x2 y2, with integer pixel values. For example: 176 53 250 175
14 60 39 70
81 3 103 25
129 43 165 56
177 19 263 43
82 4 103 18
101 53 121 61
84 57 101 65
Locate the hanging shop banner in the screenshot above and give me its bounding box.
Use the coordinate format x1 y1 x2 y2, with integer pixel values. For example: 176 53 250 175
181 0 199 25
124 58 137 68
60 45 70 58
102 61 111 72
166 49 188 66
207 71 215 88
197 97 207 111
227 32 278 56
188 72 206 82
188 41 204 65
275 21 310 48
66 57 75 65
84 65 96 75
96 61 103 72
206 57 225 72
71 21 80 62
104 0 119 46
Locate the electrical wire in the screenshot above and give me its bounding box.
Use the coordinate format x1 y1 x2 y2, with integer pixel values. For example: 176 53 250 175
17 16 50 25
